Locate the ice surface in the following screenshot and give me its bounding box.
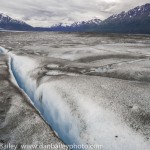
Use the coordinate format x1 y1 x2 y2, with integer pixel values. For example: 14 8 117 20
8 53 150 150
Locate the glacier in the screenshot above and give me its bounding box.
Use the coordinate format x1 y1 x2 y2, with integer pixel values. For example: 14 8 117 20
0 45 150 150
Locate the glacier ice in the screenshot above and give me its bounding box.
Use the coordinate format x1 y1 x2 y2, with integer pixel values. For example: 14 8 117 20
1 46 150 150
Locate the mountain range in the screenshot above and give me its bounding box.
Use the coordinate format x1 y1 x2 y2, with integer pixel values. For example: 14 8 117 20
0 3 150 34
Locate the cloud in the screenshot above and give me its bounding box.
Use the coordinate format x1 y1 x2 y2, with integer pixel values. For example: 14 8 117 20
0 0 149 27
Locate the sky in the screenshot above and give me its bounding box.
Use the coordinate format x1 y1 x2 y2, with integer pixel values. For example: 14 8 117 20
0 0 149 27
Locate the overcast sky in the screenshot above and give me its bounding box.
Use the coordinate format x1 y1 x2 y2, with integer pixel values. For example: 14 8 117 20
0 0 149 27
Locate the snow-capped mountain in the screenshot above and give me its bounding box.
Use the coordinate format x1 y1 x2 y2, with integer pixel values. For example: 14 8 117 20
52 19 102 27
104 3 150 23
0 13 25 24
49 19 102 32
71 19 102 27
0 13 33 31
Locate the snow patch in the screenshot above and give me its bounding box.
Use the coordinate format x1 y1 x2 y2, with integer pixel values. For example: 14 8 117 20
46 70 78 76
47 64 60 69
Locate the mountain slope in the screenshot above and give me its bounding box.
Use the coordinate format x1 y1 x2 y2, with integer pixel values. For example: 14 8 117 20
95 3 150 34
0 13 33 31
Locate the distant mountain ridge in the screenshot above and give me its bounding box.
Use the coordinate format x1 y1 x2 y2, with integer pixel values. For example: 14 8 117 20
48 19 102 32
0 3 150 34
